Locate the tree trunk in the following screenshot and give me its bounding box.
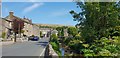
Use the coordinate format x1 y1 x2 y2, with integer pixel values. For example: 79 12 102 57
14 33 16 42
20 30 21 38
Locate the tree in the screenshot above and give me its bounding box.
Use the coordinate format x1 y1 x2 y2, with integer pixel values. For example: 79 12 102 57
56 26 67 37
56 27 62 37
12 18 24 42
40 31 42 37
70 1 120 43
67 27 78 37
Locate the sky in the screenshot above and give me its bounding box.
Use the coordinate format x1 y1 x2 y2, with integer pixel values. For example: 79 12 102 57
2 2 80 26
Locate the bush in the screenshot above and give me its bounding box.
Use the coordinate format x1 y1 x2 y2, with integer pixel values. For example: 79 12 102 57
50 42 59 51
68 40 84 52
2 32 6 39
98 49 112 56
81 49 94 56
50 42 61 56
32 35 34 37
50 34 62 56
50 34 58 44
21 30 25 33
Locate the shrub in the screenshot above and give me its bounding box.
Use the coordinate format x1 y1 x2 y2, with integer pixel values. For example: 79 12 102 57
50 42 59 51
98 49 112 56
21 30 25 33
105 44 118 53
68 40 84 52
2 32 6 39
32 35 34 37
81 49 94 56
50 42 61 56
50 34 58 44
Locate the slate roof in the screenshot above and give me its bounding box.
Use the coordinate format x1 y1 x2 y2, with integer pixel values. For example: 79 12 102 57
5 15 33 24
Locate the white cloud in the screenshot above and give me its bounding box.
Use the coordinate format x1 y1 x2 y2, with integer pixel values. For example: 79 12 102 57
23 3 44 14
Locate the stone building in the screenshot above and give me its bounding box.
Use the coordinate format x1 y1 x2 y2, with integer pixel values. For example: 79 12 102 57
0 18 13 40
39 28 52 37
51 30 58 36
32 24 40 37
22 17 33 37
1 11 40 40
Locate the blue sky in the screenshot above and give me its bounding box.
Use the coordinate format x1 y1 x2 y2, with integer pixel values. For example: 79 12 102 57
2 2 80 26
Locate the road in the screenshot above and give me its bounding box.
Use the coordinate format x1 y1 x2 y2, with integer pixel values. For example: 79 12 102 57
2 37 49 58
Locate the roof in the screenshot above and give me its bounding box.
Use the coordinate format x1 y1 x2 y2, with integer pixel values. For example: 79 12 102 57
5 15 33 24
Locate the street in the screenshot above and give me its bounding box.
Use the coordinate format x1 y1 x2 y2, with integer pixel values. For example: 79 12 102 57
2 38 49 58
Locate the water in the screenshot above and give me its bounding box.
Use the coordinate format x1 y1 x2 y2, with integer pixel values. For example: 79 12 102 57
60 48 64 56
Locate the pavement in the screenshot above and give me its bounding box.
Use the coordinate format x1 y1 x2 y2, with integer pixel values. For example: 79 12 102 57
0 38 28 46
1 41 14 46
2 37 49 58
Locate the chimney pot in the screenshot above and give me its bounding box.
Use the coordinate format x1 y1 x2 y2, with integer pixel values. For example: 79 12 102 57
9 11 14 16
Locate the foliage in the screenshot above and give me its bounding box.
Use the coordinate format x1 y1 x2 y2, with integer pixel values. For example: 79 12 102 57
21 30 24 33
81 49 94 56
32 35 34 37
12 18 24 34
50 34 61 56
68 39 84 52
64 31 120 56
50 42 59 51
90 37 120 56
50 34 58 44
1 32 6 39
40 31 42 37
67 27 78 37
68 1 120 56
70 2 120 42
50 42 61 56
98 49 112 56
56 26 67 37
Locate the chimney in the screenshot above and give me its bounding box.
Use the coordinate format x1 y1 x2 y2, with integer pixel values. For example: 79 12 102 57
9 11 14 20
9 11 14 16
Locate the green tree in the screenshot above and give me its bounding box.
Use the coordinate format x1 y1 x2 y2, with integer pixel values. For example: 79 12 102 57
67 27 78 37
70 2 120 43
40 31 42 37
50 34 58 43
56 27 63 37
56 26 68 37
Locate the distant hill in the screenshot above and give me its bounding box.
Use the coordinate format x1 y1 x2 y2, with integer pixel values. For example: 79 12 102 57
36 23 74 28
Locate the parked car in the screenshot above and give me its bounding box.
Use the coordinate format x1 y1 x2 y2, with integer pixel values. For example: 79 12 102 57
28 36 39 41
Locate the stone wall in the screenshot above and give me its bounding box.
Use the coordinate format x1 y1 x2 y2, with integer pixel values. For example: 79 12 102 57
0 18 10 39
49 44 58 56
0 19 2 37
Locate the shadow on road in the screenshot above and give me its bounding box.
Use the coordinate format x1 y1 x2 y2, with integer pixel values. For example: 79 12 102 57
36 42 48 48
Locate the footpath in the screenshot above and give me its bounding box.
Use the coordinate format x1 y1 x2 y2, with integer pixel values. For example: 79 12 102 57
0 38 28 46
